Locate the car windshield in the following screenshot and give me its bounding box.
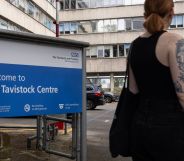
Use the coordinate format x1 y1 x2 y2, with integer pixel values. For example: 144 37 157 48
97 85 104 92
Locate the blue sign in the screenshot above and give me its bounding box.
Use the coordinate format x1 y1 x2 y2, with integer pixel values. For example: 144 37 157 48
0 40 83 117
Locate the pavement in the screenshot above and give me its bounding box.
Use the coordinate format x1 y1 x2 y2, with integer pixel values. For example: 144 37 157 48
0 104 132 161
0 116 74 161
0 127 75 161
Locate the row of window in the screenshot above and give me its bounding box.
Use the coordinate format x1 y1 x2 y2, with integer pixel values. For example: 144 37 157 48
88 76 124 90
86 44 130 58
170 15 184 28
59 0 182 10
60 15 184 34
60 17 144 34
59 0 144 10
0 17 29 32
6 0 55 32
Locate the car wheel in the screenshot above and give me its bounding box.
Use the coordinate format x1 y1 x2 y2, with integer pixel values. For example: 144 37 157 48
87 100 95 110
105 96 112 103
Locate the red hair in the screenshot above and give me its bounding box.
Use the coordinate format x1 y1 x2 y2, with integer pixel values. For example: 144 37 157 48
144 0 174 34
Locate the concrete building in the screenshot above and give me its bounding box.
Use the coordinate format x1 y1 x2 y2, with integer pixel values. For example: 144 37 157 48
58 0 184 93
0 0 56 36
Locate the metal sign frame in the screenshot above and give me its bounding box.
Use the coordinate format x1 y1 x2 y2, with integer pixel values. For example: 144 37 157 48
0 29 88 161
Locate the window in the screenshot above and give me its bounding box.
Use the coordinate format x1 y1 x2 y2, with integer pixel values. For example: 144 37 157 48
97 20 104 32
90 47 97 58
113 45 118 57
111 0 117 6
34 7 41 21
0 19 8 29
125 19 132 30
0 17 28 32
47 0 56 7
177 15 184 28
27 1 35 17
59 22 78 34
18 0 26 11
170 15 184 28
65 0 70 9
124 0 144 5
118 44 131 57
91 21 98 32
77 0 89 8
90 0 96 8
117 0 123 5
10 0 19 6
87 44 131 59
39 12 47 26
114 77 124 89
119 44 124 57
78 21 92 33
97 46 104 58
132 0 144 4
60 0 64 10
124 44 131 56
86 48 90 58
111 19 117 31
104 46 113 58
46 17 53 30
71 0 76 9
104 20 111 32
124 0 131 5
96 0 103 7
170 16 177 28
59 0 76 10
8 25 16 31
132 18 144 30
104 0 110 6
7 0 55 31
71 22 78 34
118 19 125 31
104 46 111 57
100 78 110 89
64 23 70 34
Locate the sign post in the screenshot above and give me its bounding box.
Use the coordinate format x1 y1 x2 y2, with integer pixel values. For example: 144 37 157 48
0 30 88 161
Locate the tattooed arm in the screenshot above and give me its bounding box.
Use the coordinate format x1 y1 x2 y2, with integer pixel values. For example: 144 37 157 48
169 37 184 108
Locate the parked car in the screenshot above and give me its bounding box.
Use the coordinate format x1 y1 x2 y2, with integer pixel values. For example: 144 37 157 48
104 92 119 103
86 84 105 110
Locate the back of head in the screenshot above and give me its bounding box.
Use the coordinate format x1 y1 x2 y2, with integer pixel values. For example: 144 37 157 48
144 0 174 34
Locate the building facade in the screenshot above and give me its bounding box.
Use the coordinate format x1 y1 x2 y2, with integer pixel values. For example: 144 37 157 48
58 0 184 93
0 0 56 36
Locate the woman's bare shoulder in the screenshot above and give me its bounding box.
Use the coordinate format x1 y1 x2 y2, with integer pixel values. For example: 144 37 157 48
163 32 183 43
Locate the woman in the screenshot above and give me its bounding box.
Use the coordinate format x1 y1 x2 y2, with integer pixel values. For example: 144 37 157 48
129 0 184 161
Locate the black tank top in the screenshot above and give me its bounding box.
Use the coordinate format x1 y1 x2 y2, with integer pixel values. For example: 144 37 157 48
130 31 177 99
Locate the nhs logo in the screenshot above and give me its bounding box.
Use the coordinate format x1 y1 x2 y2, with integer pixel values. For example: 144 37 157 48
59 104 64 109
71 52 79 57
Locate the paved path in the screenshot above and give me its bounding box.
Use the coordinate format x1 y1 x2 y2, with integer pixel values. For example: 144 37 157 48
86 102 132 161
0 103 132 161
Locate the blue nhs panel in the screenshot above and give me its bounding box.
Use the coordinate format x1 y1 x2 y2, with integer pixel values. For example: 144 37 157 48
0 64 82 117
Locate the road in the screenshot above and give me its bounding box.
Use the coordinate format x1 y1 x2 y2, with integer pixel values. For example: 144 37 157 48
86 102 132 161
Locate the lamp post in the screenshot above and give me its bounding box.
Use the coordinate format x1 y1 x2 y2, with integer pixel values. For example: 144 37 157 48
55 0 59 37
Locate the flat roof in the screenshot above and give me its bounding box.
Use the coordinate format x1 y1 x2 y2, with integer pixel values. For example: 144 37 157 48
0 29 89 48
